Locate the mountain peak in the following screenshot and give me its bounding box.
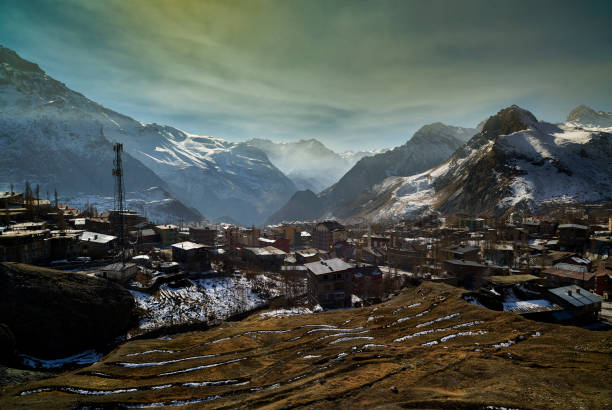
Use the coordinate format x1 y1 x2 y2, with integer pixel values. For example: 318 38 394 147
0 46 45 74
566 105 612 128
411 122 477 144
481 105 538 138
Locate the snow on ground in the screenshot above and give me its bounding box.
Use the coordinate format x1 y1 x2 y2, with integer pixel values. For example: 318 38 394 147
259 307 313 319
497 123 612 208
129 274 286 332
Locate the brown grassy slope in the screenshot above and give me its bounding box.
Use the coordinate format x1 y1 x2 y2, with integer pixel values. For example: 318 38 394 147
1 282 610 409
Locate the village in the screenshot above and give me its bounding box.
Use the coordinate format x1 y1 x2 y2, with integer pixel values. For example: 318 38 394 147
1 186 611 336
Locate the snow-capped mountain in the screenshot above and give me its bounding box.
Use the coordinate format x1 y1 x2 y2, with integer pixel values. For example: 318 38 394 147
241 138 381 193
566 105 612 129
358 105 612 221
266 122 476 223
0 46 296 225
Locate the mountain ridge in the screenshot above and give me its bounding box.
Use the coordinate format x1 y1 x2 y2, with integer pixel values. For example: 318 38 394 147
0 46 295 225
359 105 612 221
266 122 477 224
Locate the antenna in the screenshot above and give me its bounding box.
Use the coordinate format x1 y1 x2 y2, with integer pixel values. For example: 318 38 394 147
112 143 127 259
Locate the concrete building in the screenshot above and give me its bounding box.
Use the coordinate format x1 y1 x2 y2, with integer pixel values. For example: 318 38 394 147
558 224 589 251
0 229 50 263
97 262 138 282
155 224 179 246
78 231 117 258
546 285 602 323
243 246 286 268
189 226 217 246
442 245 480 262
444 259 490 289
313 221 347 251
171 241 208 264
305 258 353 308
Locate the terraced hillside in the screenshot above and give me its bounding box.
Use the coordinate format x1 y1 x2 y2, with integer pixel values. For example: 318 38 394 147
1 283 611 409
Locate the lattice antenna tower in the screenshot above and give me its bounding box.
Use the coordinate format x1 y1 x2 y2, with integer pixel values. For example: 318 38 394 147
112 143 126 251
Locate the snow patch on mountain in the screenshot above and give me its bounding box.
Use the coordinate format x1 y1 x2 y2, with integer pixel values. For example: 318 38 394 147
361 106 612 221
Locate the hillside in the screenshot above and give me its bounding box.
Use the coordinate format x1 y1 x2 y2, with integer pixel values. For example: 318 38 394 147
0 46 295 225
0 263 134 359
267 123 476 224
339 105 612 221
1 282 610 408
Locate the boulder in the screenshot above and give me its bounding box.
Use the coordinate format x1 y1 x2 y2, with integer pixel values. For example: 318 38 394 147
0 263 135 359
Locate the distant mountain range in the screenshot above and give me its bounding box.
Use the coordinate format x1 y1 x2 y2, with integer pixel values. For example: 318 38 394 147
241 138 381 193
266 122 477 223
2 46 610 225
269 105 612 223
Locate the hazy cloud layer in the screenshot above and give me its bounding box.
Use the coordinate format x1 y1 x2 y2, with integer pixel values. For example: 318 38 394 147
2 0 611 150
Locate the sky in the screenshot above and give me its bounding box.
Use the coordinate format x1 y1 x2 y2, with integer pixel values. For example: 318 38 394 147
1 0 611 151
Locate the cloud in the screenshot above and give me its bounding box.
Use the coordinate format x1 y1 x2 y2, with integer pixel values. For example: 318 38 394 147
1 0 611 151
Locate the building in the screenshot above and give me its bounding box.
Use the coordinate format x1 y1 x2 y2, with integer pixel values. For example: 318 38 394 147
305 258 353 308
97 262 138 282
109 210 146 234
297 230 312 248
189 226 217 246
352 265 383 302
546 285 602 323
442 245 480 261
594 263 612 299
242 246 287 268
0 229 50 263
129 228 157 244
47 233 81 261
78 231 117 258
295 248 320 264
85 217 112 235
313 221 347 251
387 247 428 271
171 241 208 264
362 234 391 249
280 225 301 247
459 216 485 231
558 224 589 251
542 267 596 290
444 259 490 289
0 191 23 208
154 224 179 246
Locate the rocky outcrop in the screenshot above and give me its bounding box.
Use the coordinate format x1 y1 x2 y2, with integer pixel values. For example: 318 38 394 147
0 263 135 359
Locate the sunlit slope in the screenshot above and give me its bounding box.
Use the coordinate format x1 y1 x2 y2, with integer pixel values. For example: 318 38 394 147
2 282 610 408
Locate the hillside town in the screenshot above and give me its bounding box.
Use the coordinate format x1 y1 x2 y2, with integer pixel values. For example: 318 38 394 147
2 186 610 333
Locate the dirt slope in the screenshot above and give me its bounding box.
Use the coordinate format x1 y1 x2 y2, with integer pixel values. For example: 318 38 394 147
1 282 610 409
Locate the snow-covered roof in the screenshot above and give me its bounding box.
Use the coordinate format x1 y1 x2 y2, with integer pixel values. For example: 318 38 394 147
245 246 286 256
305 258 353 275
171 241 205 250
79 231 116 244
